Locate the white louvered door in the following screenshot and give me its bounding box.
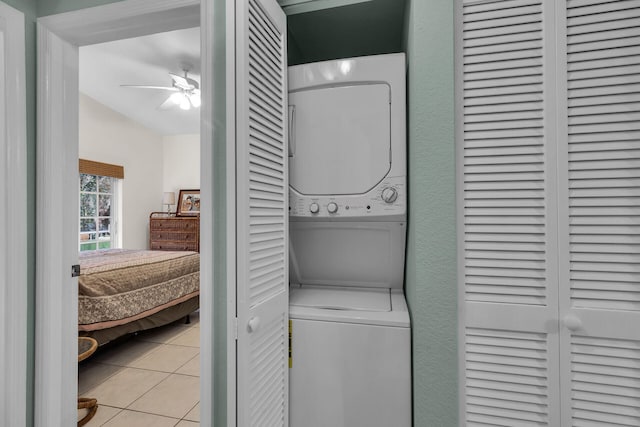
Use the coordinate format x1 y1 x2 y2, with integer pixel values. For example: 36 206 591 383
459 0 640 425
558 1 640 425
458 0 561 424
235 0 289 426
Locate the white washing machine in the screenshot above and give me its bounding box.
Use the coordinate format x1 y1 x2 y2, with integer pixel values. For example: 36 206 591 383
288 53 411 427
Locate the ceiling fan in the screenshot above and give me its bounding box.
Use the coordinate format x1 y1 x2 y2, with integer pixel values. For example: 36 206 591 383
121 68 201 110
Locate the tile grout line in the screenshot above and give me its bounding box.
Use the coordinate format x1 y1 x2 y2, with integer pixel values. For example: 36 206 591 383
122 370 199 419
79 314 201 424
181 400 201 423
109 406 182 420
81 351 200 398
123 359 175 410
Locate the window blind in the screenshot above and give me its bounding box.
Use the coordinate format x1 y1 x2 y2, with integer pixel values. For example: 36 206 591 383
79 159 124 179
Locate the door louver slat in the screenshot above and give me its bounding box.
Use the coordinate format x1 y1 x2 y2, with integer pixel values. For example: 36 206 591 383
567 0 640 313
564 2 640 425
465 328 550 426
249 314 286 424
461 0 557 423
571 336 640 426
463 0 548 306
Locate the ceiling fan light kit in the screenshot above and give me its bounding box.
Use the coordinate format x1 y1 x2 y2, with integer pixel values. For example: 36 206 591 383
179 94 191 110
169 92 195 110
121 68 201 111
189 93 201 108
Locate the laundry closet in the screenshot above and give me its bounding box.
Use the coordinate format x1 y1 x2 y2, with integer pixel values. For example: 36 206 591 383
232 0 413 426
284 4 412 427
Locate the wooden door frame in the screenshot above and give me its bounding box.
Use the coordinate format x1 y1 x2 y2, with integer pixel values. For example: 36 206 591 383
35 0 217 424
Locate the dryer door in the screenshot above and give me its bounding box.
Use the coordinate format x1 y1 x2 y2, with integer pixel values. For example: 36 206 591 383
289 84 391 196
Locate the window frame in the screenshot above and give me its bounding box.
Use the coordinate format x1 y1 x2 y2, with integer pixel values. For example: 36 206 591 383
78 172 121 251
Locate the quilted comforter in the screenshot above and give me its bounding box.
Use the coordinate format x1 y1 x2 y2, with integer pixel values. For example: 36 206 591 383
78 249 199 331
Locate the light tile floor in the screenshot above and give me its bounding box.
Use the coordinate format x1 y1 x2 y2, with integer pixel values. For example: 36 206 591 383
79 311 201 426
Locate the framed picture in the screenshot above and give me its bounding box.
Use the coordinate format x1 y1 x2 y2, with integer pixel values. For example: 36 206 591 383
176 189 200 216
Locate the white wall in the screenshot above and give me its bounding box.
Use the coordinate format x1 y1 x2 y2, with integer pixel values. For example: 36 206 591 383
79 93 163 249
162 133 201 205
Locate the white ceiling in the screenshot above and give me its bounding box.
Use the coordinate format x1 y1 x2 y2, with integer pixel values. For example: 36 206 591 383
79 27 201 136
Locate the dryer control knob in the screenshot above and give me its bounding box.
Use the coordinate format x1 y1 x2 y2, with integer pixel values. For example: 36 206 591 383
327 202 338 214
309 202 320 214
381 187 398 204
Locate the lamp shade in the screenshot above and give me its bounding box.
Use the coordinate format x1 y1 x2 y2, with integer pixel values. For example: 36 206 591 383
162 192 176 205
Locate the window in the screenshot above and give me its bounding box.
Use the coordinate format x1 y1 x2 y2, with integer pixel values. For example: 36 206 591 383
79 173 120 251
78 159 124 252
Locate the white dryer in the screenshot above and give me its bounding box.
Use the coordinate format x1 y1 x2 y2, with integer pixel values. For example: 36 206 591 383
288 53 411 427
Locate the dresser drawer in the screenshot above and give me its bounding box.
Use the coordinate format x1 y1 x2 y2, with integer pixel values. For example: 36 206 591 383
150 219 198 231
149 212 200 252
150 231 197 242
150 241 198 251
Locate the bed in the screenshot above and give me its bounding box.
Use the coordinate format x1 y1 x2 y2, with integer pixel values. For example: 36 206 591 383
78 249 200 345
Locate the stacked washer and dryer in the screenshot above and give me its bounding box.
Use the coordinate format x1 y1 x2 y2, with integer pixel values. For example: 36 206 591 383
287 53 411 427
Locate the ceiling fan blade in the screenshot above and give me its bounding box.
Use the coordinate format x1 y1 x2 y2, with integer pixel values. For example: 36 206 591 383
120 85 178 91
169 73 192 90
158 95 178 110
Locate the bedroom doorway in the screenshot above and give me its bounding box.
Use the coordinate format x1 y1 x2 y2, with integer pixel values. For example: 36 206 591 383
35 1 217 425
74 26 202 425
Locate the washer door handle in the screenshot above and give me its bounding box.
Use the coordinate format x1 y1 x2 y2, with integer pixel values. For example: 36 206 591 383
288 105 295 157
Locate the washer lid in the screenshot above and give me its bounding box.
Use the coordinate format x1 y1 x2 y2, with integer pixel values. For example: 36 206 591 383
289 286 390 312
288 83 391 196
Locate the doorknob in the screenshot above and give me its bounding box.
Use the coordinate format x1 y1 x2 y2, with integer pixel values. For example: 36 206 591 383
563 314 583 331
247 317 260 333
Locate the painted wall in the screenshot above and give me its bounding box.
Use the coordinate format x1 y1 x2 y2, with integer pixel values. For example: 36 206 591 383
79 93 164 249
404 0 458 425
211 1 228 425
3 1 37 425
163 133 201 198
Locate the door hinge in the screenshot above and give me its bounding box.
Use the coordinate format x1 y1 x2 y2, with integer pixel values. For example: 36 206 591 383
233 317 238 340
289 319 292 368
71 264 81 277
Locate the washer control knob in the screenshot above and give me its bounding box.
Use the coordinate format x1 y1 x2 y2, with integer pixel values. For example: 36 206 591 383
309 202 320 214
327 202 338 214
381 187 398 204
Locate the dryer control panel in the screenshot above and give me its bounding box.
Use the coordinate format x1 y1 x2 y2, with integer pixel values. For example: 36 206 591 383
289 176 405 219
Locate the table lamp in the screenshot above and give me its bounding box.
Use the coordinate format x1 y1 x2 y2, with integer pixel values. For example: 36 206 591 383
162 192 176 214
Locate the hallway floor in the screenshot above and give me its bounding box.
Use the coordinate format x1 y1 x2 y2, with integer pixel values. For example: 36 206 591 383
78 311 200 426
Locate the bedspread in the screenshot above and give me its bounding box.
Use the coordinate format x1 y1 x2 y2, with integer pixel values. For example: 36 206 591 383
78 249 199 331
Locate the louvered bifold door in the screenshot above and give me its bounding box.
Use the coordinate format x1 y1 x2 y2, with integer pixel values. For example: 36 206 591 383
558 1 640 425
457 0 560 424
235 0 289 426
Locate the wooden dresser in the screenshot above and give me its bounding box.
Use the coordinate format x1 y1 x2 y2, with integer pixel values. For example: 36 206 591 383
149 212 200 252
